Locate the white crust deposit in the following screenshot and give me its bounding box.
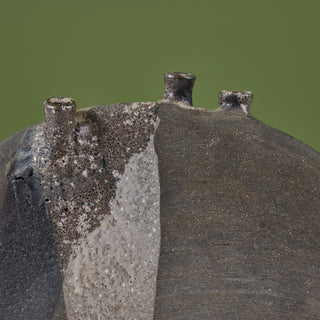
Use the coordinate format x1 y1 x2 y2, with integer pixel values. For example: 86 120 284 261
63 137 160 319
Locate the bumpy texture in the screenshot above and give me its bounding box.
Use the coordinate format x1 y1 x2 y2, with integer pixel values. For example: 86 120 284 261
1 72 320 319
31 101 161 319
64 138 160 319
32 102 158 270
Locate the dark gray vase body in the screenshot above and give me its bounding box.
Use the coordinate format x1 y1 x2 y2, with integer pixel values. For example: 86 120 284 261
154 104 320 319
0 73 320 319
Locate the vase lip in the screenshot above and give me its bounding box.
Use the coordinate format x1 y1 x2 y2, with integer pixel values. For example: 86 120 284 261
44 97 76 109
218 90 253 115
162 72 196 106
163 72 196 80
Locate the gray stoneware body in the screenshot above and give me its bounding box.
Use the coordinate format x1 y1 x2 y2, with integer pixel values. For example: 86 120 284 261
0 73 320 319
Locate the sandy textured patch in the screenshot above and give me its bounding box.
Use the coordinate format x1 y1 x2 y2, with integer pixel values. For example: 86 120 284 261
63 137 160 319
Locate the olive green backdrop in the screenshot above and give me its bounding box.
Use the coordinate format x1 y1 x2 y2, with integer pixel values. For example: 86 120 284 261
1 0 320 151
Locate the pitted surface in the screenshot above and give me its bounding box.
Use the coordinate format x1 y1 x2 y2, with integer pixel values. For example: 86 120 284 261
2 84 320 320
63 138 160 319
32 102 158 269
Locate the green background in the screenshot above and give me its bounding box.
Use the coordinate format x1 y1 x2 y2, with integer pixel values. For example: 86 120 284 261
1 0 320 151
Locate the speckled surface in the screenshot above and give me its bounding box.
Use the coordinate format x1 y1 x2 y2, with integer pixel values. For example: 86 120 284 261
64 138 160 319
32 101 158 270
1 72 320 319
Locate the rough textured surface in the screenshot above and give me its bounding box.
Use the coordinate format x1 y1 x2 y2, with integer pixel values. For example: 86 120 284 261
33 100 159 318
64 138 160 319
153 103 320 319
32 101 158 270
1 99 161 319
219 90 253 114
1 72 320 319
162 72 195 106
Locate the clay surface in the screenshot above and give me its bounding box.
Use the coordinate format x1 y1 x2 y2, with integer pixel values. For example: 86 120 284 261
153 103 320 319
64 138 160 319
1 73 320 319
32 102 158 269
0 129 62 320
